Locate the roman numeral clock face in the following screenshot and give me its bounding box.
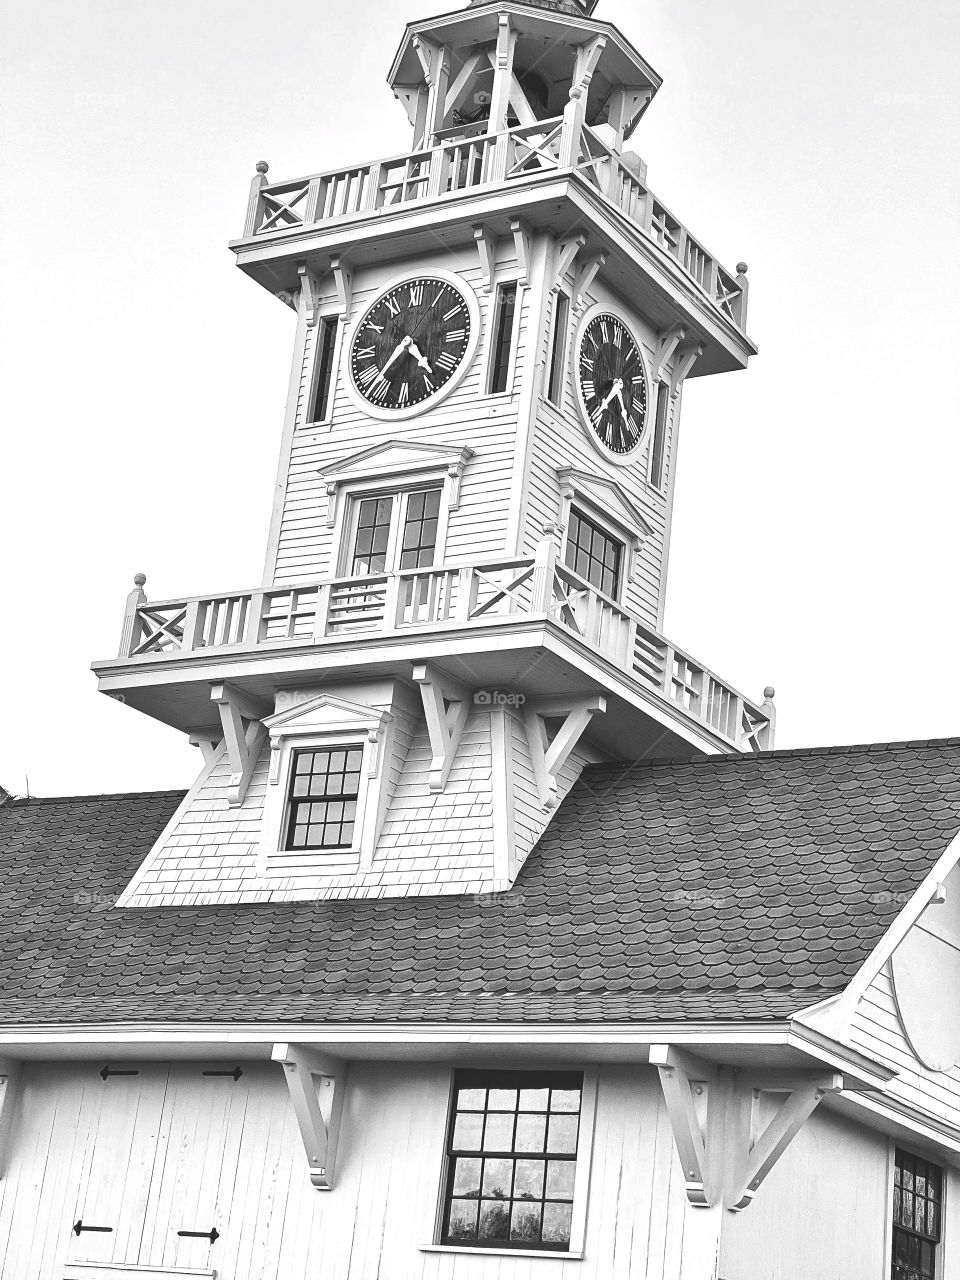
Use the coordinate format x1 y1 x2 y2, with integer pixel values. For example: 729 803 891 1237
350 278 472 412
577 314 648 457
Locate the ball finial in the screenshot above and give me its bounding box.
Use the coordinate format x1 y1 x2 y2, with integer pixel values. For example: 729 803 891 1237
256 160 269 175
736 261 749 276
763 686 776 701
134 573 147 588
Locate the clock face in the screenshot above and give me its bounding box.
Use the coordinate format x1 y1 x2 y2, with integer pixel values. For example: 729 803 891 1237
577 313 648 456
350 277 472 411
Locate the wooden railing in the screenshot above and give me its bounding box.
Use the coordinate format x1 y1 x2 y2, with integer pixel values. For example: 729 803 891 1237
117 548 774 752
243 113 749 332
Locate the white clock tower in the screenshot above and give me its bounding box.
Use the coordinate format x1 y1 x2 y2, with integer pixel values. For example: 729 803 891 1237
94 0 773 906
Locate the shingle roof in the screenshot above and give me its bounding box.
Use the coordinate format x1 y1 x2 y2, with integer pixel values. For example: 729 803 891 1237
1 738 959 1028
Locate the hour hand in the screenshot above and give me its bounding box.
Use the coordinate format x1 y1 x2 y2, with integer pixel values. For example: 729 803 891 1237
407 339 433 374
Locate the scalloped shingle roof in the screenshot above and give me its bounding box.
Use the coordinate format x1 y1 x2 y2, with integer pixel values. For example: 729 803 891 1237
1 738 959 1027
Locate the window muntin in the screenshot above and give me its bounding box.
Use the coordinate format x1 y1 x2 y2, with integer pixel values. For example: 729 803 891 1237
347 486 442 576
564 508 623 600
284 746 363 850
309 317 340 423
488 283 518 394
893 1149 943 1280
649 380 669 491
546 292 570 406
441 1070 583 1252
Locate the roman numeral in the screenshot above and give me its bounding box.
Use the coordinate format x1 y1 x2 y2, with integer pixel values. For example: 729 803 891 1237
368 379 390 403
443 305 462 322
423 374 436 393
384 296 401 317
409 284 424 306
601 321 611 344
446 329 466 344
356 346 376 360
366 321 385 334
357 365 380 387
398 382 411 406
582 379 596 398
437 352 458 371
632 375 644 386
581 357 594 372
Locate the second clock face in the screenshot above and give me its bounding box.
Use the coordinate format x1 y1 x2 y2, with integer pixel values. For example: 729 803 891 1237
577 313 648 456
351 277 472 411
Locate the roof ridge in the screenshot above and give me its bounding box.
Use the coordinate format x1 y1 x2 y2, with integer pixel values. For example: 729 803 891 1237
3 789 188 806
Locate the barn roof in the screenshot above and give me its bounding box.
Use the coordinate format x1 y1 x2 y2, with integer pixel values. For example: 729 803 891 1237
1 738 959 1028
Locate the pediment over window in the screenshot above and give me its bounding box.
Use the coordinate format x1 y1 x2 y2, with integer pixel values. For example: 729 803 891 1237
555 466 653 543
320 439 474 527
264 693 393 784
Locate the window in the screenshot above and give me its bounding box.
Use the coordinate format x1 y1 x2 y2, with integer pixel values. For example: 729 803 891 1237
284 745 363 850
488 283 518 394
649 380 669 490
546 291 570 405
441 1070 583 1252
347 486 442 576
892 1149 943 1280
564 508 624 599
309 316 340 423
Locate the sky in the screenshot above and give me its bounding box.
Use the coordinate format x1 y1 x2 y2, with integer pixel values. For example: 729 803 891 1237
1 0 958 797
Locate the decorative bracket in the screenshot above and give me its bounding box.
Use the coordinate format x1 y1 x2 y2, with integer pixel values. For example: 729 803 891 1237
188 733 223 768
573 250 607 308
654 324 687 381
649 1044 716 1206
651 1046 843 1211
330 255 353 318
572 35 607 99
727 1071 843 1211
412 663 472 791
551 231 587 294
210 682 270 807
670 342 704 399
0 1058 21 1179
297 263 321 328
473 225 497 293
510 218 532 285
272 1044 347 1191
523 695 606 809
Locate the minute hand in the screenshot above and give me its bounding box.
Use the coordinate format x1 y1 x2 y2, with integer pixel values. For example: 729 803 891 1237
376 335 412 380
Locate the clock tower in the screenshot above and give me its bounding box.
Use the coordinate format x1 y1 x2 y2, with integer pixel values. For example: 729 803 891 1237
93 0 771 906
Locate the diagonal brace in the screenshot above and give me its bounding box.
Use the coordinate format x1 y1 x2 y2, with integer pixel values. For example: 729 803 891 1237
524 695 605 809
272 1044 347 1191
210 682 270 807
412 663 472 791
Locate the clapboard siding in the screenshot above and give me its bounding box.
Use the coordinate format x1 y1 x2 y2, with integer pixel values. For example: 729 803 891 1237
847 961 960 1131
0 1060 710 1280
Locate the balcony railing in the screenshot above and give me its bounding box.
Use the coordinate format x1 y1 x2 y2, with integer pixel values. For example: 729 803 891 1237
116 546 774 753
242 113 749 332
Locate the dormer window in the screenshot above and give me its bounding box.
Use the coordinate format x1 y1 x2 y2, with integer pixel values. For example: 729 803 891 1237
285 745 363 850
564 508 623 600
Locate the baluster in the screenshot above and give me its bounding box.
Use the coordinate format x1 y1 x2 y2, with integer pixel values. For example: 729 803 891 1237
181 599 204 652
119 573 148 657
243 161 269 238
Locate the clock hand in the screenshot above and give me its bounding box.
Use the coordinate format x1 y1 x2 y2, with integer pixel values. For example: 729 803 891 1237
615 385 630 422
594 377 624 417
375 335 412 381
406 339 433 374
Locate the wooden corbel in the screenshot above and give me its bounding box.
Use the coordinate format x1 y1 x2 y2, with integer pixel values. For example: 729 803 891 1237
727 1072 843 1211
393 84 424 129
209 683 270 807
669 342 703 399
550 232 587 294
297 263 321 328
188 733 223 768
0 1058 21 1179
650 1044 716 1207
573 250 606 308
473 225 497 293
412 663 471 792
330 255 353 318
510 218 532 285
523 695 606 809
272 1044 346 1191
654 324 686 381
607 86 655 141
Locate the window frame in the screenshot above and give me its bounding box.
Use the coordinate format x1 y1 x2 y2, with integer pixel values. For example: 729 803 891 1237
891 1145 945 1280
283 743 365 852
338 481 447 579
648 378 670 493
427 1067 598 1260
563 506 625 602
306 313 343 425
486 280 520 397
545 290 571 408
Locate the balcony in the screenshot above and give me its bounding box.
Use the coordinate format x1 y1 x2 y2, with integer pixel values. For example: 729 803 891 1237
98 542 774 757
234 114 751 346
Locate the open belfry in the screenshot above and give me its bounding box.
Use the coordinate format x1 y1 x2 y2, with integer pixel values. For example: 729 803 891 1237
1 1 959 1278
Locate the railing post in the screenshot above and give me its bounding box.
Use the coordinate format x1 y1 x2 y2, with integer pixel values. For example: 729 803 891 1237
661 645 675 700
383 573 403 630
455 566 475 621
303 177 324 226
427 144 447 197
734 261 750 330
119 573 148 658
364 163 383 210
760 686 777 750
181 599 204 653
243 161 269 238
313 583 331 641
559 90 585 168
531 535 559 613
246 591 267 646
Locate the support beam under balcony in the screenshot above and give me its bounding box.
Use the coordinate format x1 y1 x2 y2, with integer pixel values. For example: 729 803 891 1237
413 663 472 792
210 683 270 807
272 1044 347 1191
524 694 606 809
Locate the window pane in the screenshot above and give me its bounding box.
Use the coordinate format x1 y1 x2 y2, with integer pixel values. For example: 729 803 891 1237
488 283 518 394
452 1158 482 1197
546 1160 576 1199
550 1090 581 1114
399 486 442 569
309 317 339 423
513 1159 544 1200
458 1089 487 1112
519 1088 549 1112
488 1089 518 1111
547 292 570 405
546 1115 579 1154
452 1114 484 1149
514 1114 546 1152
510 1201 542 1243
448 1200 479 1240
542 1201 573 1246
479 1202 511 1240
563 508 623 600
483 1113 515 1151
482 1159 514 1199
649 379 669 489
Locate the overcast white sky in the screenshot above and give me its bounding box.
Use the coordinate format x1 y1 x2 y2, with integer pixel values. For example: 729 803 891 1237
1 0 958 797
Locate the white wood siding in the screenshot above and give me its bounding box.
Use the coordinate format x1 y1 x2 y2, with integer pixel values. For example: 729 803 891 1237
0 1060 724 1280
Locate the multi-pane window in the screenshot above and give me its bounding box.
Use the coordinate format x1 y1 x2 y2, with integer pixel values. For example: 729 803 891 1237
348 486 442 575
893 1149 942 1280
309 316 340 423
441 1070 582 1252
488 283 518 394
649 380 669 490
564 508 623 600
284 746 363 851
546 291 570 405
